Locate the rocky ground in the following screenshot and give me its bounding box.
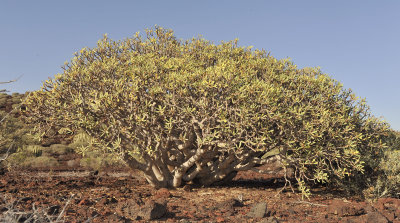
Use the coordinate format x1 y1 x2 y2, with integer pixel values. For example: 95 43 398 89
1 163 399 223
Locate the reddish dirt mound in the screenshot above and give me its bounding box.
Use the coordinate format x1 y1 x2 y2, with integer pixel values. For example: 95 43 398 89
1 166 399 222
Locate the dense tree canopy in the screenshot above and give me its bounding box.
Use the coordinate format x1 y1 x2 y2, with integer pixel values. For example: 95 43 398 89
23 27 389 194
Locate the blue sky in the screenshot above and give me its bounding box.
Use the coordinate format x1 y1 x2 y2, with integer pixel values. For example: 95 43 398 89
0 1 399 130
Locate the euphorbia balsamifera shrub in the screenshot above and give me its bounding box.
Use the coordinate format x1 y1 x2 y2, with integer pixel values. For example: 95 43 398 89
23 27 389 193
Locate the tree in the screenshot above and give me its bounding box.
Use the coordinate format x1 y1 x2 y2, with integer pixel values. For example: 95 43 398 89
0 78 19 163
23 27 389 194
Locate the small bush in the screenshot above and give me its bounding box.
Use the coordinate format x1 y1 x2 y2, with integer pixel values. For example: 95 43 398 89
22 156 59 168
362 130 400 199
67 159 80 168
5 151 31 169
25 145 44 157
0 98 7 107
11 97 21 104
5 145 62 169
80 150 125 170
363 150 400 199
1 92 38 161
42 144 74 156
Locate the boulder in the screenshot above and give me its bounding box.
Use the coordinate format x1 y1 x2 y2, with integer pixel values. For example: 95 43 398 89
247 202 268 218
139 200 167 220
366 211 389 223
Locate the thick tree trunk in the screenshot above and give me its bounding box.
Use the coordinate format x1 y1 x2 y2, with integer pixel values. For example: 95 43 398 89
123 147 283 189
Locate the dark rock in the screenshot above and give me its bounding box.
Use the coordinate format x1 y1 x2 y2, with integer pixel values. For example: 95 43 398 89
183 185 192 192
258 216 280 223
366 211 389 223
116 197 144 220
90 170 99 176
0 166 7 175
139 200 167 220
105 214 128 222
247 202 268 218
119 186 131 193
214 198 242 217
96 197 109 206
20 197 32 202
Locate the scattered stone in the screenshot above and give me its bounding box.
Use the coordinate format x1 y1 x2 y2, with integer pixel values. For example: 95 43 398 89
366 211 389 223
78 198 93 206
116 197 167 221
96 197 110 206
119 186 131 193
20 196 32 202
116 198 142 220
216 198 243 215
0 166 7 175
155 188 171 200
216 216 225 222
140 200 167 220
258 216 280 223
212 198 238 217
247 202 268 218
328 200 365 217
89 170 99 176
0 179 8 185
105 214 127 222
183 184 192 192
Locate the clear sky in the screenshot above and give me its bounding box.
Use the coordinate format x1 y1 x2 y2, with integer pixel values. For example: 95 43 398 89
1 1 399 130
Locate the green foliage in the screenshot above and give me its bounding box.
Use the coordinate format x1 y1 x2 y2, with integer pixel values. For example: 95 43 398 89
44 144 74 156
5 151 30 168
0 98 7 107
333 129 400 198
80 150 124 171
5 145 69 170
23 26 390 192
69 132 124 170
363 150 400 199
19 156 59 169
386 130 400 151
363 130 400 199
68 132 93 156
26 145 44 157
